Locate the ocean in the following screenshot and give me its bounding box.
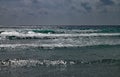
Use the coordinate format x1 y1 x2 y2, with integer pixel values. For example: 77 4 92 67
0 25 120 77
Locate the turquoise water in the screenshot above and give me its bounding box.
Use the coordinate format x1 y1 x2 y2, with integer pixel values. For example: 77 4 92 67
0 25 120 77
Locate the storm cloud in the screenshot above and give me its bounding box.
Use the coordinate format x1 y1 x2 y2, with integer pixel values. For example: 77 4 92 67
0 0 120 25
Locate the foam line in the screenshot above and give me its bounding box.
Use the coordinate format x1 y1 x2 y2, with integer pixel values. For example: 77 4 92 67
1 31 120 37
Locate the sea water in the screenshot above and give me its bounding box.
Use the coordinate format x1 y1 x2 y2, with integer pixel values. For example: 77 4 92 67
0 25 120 77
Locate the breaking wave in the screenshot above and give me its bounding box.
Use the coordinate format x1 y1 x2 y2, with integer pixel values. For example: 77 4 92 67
0 31 120 40
0 26 120 49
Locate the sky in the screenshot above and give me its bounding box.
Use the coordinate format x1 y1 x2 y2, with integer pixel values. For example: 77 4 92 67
0 0 120 25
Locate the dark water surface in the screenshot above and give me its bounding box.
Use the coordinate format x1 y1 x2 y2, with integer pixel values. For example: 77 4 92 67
0 25 120 77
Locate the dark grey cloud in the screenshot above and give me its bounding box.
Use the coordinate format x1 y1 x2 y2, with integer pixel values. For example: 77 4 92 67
81 2 92 12
100 0 115 5
0 0 120 25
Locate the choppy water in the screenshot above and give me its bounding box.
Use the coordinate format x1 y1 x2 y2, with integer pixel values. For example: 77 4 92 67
0 25 120 77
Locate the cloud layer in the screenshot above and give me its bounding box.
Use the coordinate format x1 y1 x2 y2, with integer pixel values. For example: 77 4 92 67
0 0 120 25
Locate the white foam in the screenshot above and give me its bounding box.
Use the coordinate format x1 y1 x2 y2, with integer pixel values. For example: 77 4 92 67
0 44 79 48
1 31 20 35
28 31 36 34
0 59 69 67
1 31 120 37
0 31 120 48
0 41 119 49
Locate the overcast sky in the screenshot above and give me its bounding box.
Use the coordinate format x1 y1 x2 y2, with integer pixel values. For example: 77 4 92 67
0 0 120 25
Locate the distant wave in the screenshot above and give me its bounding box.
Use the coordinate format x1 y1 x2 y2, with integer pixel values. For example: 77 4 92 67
0 29 100 34
32 30 56 34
